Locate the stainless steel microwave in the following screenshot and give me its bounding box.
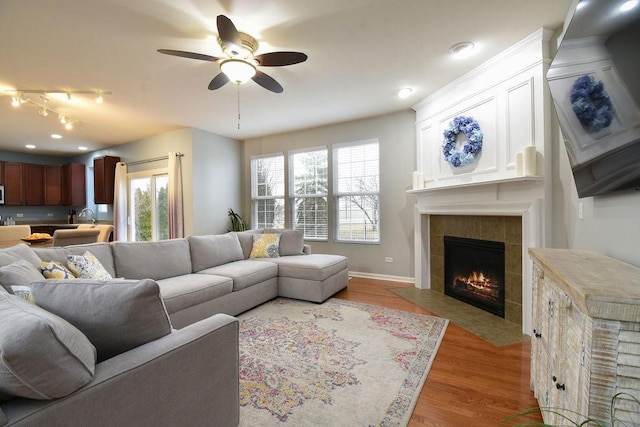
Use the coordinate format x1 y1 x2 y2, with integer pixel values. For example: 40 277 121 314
0 185 4 204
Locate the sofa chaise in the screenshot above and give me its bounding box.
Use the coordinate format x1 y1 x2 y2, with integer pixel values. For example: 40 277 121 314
0 229 348 427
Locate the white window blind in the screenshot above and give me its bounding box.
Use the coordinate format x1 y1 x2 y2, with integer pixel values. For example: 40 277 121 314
289 147 328 240
333 140 380 242
251 154 285 229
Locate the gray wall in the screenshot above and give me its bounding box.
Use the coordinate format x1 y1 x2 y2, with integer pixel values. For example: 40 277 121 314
243 110 416 279
191 128 243 235
71 127 242 236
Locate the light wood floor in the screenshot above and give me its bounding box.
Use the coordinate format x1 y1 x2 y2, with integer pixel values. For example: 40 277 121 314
333 277 542 426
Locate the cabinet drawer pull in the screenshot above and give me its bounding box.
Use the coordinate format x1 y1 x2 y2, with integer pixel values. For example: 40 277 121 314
533 329 542 338
556 383 565 390
552 375 556 382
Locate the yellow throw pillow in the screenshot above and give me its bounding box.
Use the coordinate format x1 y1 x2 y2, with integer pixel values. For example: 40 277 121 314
67 251 113 280
41 261 77 280
249 233 281 258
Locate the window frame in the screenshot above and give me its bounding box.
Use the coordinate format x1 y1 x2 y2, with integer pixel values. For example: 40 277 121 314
250 153 286 229
288 146 329 241
332 139 380 244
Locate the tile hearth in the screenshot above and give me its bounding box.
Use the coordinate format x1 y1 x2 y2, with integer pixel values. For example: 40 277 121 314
393 287 528 347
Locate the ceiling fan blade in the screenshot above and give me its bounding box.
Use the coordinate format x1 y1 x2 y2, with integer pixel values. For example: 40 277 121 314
216 15 242 53
252 70 283 93
208 72 230 90
157 49 220 62
254 52 308 67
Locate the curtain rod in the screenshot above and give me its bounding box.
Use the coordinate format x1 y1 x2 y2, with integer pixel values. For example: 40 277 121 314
125 152 183 166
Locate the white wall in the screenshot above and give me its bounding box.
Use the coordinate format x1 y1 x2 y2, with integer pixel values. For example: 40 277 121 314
244 110 417 280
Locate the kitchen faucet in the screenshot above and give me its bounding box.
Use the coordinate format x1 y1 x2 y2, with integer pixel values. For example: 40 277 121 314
78 208 97 224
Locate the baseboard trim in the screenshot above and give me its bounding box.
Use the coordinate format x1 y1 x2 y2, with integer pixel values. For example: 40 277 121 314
348 271 415 284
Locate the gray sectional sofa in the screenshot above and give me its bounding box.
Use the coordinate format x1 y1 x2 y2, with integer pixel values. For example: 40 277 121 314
0 229 348 427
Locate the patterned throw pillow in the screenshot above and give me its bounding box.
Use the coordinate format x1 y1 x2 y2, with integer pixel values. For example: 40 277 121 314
67 251 113 280
249 233 281 258
41 261 76 280
11 285 34 303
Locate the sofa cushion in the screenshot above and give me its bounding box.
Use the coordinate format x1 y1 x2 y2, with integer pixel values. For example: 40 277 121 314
41 260 76 279
67 251 113 280
29 279 172 362
264 228 305 256
249 234 280 258
157 274 233 315
0 292 96 400
198 260 278 291
113 239 192 280
0 259 45 293
32 243 116 278
188 233 244 272
0 244 41 269
266 254 348 281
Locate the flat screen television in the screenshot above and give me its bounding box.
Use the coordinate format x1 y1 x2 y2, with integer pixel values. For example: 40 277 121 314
547 0 640 198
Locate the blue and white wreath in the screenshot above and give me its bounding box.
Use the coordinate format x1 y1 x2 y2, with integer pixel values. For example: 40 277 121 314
442 115 483 167
570 75 614 132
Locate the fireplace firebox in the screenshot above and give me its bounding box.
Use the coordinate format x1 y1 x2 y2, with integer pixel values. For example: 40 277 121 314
444 236 505 318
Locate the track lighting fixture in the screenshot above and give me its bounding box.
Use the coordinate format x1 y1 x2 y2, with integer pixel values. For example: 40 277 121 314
3 88 111 131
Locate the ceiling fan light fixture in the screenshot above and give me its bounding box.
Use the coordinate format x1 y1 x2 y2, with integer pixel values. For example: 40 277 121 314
220 59 256 83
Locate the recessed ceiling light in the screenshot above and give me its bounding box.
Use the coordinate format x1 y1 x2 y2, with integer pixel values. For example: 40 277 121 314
51 134 62 139
78 146 88 151
621 0 638 12
25 144 36 149
449 41 475 58
396 88 413 99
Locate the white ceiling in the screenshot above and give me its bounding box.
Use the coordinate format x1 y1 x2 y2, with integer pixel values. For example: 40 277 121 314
0 0 572 156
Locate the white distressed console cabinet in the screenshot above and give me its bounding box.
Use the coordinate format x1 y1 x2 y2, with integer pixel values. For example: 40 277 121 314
529 248 640 425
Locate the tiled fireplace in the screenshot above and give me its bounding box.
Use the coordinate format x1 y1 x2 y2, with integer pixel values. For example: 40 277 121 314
433 215 521 324
413 198 542 335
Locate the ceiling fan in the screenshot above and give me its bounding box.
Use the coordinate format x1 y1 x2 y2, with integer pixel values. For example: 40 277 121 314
158 15 307 93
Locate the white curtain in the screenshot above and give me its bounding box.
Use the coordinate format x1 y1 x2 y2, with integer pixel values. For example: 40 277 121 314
113 162 128 241
168 152 184 238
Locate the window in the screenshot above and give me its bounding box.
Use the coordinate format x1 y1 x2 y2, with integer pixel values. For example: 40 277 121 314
128 171 169 241
251 154 285 229
333 140 380 242
289 148 328 239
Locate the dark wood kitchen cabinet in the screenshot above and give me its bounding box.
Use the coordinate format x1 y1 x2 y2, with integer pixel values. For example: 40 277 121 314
93 156 120 204
24 164 45 205
3 162 24 205
44 165 63 206
62 163 86 206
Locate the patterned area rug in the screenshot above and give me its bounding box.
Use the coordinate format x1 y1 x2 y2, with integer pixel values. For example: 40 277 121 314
237 298 448 426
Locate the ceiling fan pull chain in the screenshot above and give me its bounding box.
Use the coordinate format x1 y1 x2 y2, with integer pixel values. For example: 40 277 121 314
237 83 241 130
